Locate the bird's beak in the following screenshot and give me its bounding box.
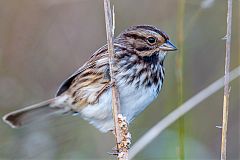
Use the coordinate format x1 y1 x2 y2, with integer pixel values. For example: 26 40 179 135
159 40 177 51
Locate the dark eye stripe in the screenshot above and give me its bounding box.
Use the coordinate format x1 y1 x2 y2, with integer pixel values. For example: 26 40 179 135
123 33 146 40
136 46 151 51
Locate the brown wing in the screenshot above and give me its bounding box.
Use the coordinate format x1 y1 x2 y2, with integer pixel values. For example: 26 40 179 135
56 45 111 107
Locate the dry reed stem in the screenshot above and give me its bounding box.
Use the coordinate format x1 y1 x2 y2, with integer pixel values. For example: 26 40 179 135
221 0 232 159
103 0 129 159
129 66 240 160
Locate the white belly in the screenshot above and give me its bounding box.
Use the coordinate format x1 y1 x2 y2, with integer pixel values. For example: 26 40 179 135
80 81 160 132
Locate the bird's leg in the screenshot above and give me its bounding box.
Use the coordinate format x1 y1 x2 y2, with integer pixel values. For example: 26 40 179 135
107 145 119 156
107 144 119 156
107 151 119 156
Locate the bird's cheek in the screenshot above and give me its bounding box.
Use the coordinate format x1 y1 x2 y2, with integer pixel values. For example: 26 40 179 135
135 50 147 57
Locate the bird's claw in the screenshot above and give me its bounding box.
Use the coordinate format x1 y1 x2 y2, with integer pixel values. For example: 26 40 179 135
107 145 119 156
107 151 119 156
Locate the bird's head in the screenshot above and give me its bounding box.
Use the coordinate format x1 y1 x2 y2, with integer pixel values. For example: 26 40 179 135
117 25 177 60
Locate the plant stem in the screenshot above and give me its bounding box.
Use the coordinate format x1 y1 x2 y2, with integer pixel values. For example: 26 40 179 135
104 1 129 159
221 0 232 159
177 0 185 159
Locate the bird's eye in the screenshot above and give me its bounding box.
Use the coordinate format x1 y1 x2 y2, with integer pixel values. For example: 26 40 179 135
147 37 156 44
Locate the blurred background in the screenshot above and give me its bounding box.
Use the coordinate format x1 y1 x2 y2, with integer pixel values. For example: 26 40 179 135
0 0 239 159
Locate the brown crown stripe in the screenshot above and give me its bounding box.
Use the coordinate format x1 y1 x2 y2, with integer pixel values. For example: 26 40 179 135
135 25 169 41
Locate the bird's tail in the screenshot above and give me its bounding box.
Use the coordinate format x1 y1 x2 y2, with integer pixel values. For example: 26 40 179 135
2 96 70 128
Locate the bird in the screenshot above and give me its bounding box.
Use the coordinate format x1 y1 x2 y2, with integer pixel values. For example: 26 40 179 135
2 25 177 133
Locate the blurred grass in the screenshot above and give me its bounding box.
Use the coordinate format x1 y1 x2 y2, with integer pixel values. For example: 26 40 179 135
176 0 185 159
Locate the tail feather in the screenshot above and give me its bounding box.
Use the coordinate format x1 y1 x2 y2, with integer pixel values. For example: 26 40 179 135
2 97 68 128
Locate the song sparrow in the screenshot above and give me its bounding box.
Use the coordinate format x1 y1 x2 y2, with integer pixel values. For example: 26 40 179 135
2 25 177 132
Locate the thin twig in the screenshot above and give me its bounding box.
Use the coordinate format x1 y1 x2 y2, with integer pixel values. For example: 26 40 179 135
221 0 232 159
129 66 240 160
103 0 129 159
104 0 121 144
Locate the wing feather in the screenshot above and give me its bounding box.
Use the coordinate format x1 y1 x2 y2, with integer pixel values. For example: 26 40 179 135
56 45 108 96
56 45 111 108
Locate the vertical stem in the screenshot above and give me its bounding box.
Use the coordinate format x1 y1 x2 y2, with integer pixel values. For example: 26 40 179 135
176 0 185 159
221 0 232 159
104 0 121 152
104 1 129 159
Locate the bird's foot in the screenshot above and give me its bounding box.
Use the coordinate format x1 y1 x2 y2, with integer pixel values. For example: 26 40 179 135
107 146 119 156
